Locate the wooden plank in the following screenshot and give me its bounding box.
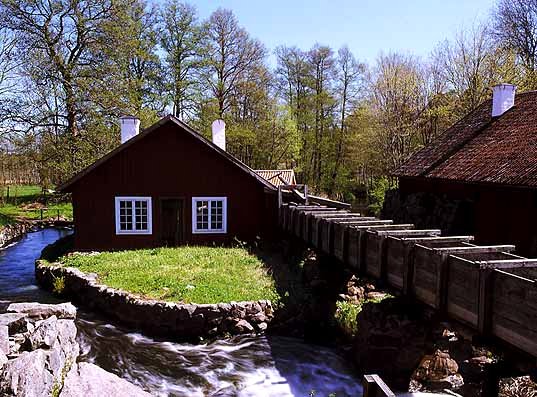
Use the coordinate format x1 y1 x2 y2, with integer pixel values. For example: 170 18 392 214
332 218 379 262
363 374 395 397
375 229 440 237
446 256 480 328
434 245 516 255
347 227 360 269
477 259 537 270
489 270 537 356
384 237 406 290
401 236 474 244
412 245 442 308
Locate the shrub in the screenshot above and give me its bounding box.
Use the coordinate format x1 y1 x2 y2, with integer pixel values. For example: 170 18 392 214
52 276 65 295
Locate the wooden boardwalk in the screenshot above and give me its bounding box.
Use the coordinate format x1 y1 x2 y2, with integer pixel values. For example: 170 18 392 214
281 203 537 359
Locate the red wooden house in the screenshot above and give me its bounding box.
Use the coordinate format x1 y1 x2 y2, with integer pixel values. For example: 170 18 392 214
59 116 284 250
392 84 537 257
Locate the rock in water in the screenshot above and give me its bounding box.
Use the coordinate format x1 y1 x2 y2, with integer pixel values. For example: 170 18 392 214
7 302 77 320
60 363 152 397
411 350 464 391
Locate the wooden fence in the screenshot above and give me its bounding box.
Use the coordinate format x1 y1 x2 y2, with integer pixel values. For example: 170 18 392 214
281 204 537 358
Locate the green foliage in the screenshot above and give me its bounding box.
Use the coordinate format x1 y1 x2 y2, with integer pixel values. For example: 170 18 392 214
52 276 65 295
0 185 73 225
335 294 393 337
367 177 392 216
56 246 280 304
335 300 362 337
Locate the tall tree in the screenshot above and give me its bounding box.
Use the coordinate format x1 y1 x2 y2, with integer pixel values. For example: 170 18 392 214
159 0 203 119
493 0 537 88
202 8 266 118
327 46 364 195
369 52 427 171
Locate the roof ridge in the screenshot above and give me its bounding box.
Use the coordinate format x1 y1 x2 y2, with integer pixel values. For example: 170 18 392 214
58 115 276 192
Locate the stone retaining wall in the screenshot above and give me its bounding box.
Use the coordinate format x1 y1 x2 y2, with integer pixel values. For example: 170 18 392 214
0 222 34 248
0 220 72 249
35 261 274 340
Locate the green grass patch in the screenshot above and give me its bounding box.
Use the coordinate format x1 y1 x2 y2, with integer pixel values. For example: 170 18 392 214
55 246 280 304
335 294 393 337
0 184 72 224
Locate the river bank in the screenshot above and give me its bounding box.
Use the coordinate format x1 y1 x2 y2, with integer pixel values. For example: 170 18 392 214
0 228 366 396
0 301 150 396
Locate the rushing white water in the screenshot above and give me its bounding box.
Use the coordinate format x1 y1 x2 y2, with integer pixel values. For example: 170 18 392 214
76 314 364 396
0 228 455 397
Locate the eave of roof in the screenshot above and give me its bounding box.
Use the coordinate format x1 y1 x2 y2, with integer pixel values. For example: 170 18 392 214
58 115 276 192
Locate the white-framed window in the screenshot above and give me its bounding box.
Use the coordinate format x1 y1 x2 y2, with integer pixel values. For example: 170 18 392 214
192 197 227 234
115 196 152 235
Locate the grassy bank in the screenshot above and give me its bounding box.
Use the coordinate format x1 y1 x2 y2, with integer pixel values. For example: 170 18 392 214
0 185 72 226
54 246 280 304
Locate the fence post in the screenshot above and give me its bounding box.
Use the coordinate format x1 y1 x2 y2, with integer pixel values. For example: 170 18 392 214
362 374 395 397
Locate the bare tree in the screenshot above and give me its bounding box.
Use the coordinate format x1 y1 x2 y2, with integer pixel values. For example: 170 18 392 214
432 24 498 116
328 45 364 194
493 0 537 88
202 8 266 118
370 52 428 171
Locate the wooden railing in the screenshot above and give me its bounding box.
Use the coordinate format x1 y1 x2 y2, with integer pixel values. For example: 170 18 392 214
281 204 537 358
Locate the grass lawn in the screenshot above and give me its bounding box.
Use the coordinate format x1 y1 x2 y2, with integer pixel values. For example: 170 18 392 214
0 185 72 226
56 246 280 304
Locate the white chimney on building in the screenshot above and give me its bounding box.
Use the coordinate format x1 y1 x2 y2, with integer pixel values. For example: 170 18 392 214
120 115 141 144
492 84 516 117
211 119 226 151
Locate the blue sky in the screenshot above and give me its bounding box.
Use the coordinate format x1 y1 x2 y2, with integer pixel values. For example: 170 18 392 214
194 0 495 65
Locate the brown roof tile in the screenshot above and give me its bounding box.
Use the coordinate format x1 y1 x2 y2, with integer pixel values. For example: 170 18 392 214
394 91 537 188
255 169 296 187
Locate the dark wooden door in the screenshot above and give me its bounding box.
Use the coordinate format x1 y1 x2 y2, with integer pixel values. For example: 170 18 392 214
160 198 184 246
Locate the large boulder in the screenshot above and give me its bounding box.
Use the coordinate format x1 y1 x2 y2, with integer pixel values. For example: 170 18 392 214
0 313 28 334
27 315 59 350
7 302 76 320
0 325 9 354
411 350 464 391
60 363 152 397
0 350 55 396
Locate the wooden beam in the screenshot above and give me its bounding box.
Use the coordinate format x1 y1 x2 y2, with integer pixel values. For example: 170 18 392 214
363 374 395 397
435 245 516 255
376 229 441 237
353 223 414 230
401 235 474 244
309 211 352 218
477 259 537 269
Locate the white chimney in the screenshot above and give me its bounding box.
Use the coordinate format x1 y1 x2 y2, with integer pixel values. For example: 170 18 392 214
120 115 140 144
492 84 516 117
211 119 226 151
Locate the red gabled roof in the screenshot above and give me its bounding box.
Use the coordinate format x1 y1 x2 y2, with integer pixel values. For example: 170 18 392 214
58 115 276 192
394 90 537 188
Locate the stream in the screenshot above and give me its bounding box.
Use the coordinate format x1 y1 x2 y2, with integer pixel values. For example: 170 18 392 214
0 228 364 396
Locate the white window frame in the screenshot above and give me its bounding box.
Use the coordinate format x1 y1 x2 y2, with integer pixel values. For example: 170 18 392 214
115 196 153 235
192 197 227 234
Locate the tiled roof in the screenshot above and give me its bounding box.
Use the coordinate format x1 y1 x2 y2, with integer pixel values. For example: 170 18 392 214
394 91 537 188
255 169 296 187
